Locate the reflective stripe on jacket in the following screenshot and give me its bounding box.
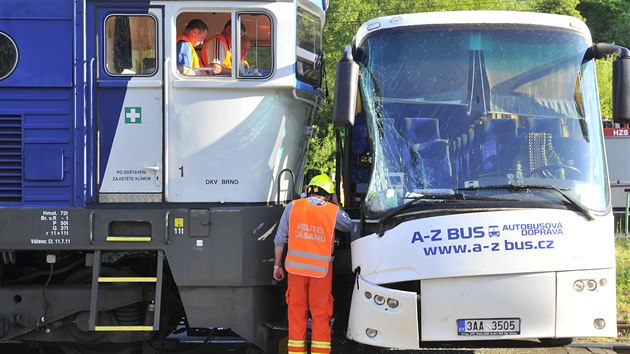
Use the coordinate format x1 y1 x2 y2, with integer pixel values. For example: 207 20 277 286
285 198 337 278
176 34 200 69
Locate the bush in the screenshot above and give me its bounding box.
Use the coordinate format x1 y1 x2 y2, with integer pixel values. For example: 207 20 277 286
618 238 630 321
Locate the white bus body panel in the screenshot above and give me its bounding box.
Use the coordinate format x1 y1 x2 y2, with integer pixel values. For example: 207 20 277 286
348 275 420 349
348 209 616 347
421 273 556 341
556 268 616 337
352 209 614 282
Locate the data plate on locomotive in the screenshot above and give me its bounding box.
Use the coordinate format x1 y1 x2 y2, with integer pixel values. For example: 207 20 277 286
457 318 521 335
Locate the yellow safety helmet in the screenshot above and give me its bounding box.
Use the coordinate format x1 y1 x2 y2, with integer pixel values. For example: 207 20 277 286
307 174 335 196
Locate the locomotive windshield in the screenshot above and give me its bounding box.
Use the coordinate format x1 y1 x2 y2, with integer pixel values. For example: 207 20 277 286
356 25 608 216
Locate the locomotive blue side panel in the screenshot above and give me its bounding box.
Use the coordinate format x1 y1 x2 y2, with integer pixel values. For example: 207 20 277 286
0 1 73 87
95 83 138 191
0 0 76 206
22 103 74 204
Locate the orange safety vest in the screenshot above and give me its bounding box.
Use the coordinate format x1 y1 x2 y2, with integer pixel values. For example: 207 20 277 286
285 198 338 278
201 34 232 69
176 34 200 69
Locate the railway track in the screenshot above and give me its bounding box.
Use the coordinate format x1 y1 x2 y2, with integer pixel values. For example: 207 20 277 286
3 341 630 354
3 320 630 354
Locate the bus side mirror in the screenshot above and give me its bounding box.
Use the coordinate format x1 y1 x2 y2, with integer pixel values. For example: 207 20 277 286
613 57 630 123
332 45 359 126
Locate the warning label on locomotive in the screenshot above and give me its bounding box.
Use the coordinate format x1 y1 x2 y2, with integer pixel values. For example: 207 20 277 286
113 169 151 182
30 210 71 245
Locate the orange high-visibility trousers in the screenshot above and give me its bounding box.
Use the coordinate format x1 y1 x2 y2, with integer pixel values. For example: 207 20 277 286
286 264 334 354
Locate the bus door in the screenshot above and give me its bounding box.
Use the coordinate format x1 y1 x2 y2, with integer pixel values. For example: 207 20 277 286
91 6 163 202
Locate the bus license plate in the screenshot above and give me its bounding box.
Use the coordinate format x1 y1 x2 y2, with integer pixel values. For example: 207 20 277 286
457 318 521 335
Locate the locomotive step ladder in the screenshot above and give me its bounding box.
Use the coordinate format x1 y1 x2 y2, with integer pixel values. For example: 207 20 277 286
88 250 164 331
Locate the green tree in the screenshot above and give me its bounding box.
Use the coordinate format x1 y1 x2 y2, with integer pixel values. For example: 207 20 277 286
528 0 582 17
306 0 372 178
578 0 630 49
578 0 630 119
596 56 614 119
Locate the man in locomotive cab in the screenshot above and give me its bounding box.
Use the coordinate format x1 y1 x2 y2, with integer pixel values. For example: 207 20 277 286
273 174 352 354
176 19 208 75
201 20 246 75
239 34 261 76
240 34 251 68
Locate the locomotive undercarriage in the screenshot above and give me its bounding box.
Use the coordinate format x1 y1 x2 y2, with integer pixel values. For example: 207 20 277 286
0 205 284 353
0 250 183 353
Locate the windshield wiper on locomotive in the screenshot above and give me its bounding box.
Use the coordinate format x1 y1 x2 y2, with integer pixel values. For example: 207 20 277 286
459 184 594 221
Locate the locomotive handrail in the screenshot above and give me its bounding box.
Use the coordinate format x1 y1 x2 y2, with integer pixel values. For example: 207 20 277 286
165 211 170 244
88 58 96 199
89 210 94 245
164 58 170 201
277 168 295 205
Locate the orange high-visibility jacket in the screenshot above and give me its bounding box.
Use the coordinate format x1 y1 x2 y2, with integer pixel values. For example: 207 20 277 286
201 34 231 69
285 198 337 278
176 34 200 69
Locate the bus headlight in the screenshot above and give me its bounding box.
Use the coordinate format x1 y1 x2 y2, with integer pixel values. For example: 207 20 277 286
586 279 597 291
374 295 385 306
366 328 378 338
387 298 399 308
573 280 585 292
594 318 605 329
364 291 372 299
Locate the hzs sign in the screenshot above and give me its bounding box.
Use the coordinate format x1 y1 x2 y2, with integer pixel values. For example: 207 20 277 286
613 129 629 136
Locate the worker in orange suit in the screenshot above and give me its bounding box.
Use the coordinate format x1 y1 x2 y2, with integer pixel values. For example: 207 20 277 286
273 174 352 354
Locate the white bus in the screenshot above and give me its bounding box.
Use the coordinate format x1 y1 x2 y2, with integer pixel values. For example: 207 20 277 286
332 11 629 350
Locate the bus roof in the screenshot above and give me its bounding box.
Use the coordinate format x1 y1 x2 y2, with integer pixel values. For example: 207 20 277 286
355 11 591 45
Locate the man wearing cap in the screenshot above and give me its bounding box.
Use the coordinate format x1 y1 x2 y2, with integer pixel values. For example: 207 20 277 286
273 174 352 354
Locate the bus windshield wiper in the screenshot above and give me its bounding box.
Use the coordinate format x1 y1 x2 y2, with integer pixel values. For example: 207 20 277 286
377 194 452 227
377 191 498 233
375 194 452 235
460 184 594 221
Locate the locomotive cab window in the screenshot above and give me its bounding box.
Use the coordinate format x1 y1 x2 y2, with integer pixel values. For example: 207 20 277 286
0 32 18 80
237 13 272 78
104 14 157 76
175 12 272 78
296 6 322 86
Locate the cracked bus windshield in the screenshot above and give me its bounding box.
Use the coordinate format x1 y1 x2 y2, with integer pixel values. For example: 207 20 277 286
357 25 608 216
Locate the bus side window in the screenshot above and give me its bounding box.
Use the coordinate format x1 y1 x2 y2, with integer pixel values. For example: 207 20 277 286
104 15 157 76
